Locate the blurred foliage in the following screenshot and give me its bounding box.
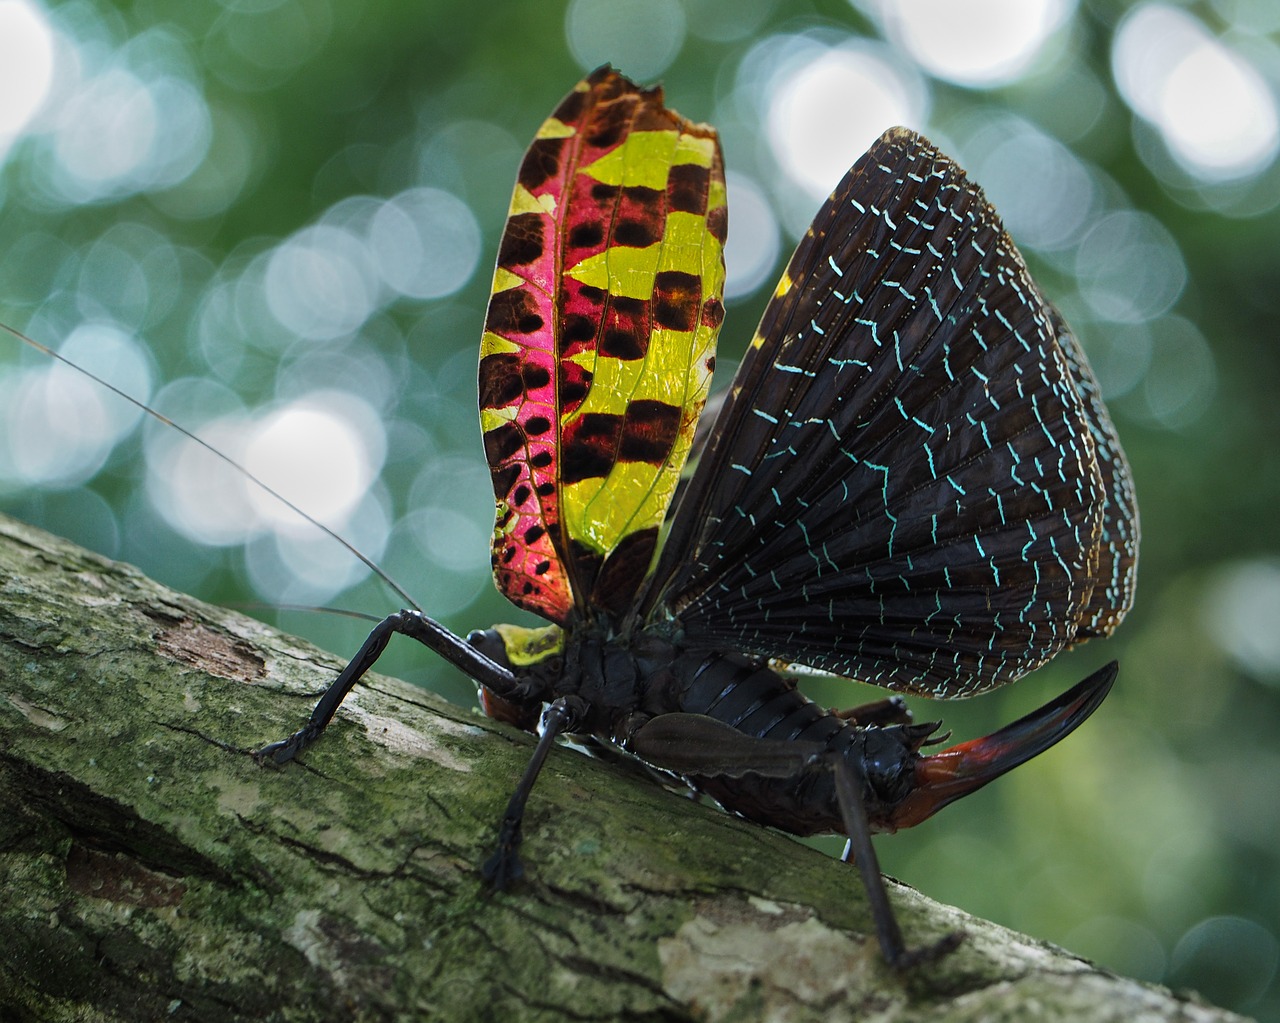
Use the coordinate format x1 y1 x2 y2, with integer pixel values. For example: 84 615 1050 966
2 0 1279 1017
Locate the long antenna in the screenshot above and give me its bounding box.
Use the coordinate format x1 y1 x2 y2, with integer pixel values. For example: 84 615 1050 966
2 321 423 614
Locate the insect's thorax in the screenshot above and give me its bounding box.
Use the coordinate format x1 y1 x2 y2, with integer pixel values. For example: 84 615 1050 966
469 616 688 736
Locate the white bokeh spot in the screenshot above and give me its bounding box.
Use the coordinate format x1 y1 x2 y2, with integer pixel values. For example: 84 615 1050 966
1113 4 1279 180
0 0 55 147
766 42 927 201
243 393 385 531
872 0 1073 87
565 0 686 79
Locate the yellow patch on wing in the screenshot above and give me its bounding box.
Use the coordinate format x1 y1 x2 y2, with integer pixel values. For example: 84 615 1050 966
489 267 525 294
509 183 557 217
580 130 681 189
536 117 578 140
565 211 721 297
480 405 519 432
479 330 521 358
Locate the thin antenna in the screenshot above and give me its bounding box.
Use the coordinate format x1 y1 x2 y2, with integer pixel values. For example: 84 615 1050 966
2 321 423 614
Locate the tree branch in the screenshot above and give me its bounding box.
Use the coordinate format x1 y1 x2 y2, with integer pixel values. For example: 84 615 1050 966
0 514 1242 1022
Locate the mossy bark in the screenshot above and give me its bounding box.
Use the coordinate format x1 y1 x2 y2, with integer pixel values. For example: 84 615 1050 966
0 514 1245 1022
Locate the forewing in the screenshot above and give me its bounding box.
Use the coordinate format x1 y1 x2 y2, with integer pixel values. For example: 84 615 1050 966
479 68 727 623
643 128 1123 698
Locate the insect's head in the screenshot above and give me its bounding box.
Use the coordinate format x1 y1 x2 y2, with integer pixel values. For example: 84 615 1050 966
466 623 565 732
878 662 1118 831
467 622 565 670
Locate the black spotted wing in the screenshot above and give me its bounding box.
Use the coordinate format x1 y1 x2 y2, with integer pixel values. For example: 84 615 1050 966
638 128 1134 699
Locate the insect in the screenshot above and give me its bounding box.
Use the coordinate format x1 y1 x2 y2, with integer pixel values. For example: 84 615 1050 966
251 66 1138 969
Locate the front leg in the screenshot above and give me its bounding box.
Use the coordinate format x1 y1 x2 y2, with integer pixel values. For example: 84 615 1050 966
256 610 523 764
482 695 587 889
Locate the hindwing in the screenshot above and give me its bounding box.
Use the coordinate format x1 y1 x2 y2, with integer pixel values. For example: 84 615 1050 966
641 128 1135 698
1044 300 1139 637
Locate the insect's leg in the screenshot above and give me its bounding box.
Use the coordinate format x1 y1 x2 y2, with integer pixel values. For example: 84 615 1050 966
256 610 521 764
831 695 913 727
830 758 964 970
482 695 587 890
632 716 959 967
630 712 824 777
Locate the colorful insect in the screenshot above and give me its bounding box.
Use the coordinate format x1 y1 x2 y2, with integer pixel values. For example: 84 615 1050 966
257 67 1139 968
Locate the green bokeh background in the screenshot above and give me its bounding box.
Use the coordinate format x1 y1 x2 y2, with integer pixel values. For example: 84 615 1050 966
2 1 1278 1017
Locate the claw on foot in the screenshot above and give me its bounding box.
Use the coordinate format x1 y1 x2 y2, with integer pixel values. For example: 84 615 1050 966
888 930 965 971
254 723 320 765
481 820 524 890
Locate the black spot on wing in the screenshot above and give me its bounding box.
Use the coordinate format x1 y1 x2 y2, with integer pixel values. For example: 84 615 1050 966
483 423 524 468
562 413 623 484
668 163 711 215
602 329 645 360
498 213 544 267
653 270 701 331
479 353 523 409
561 314 597 348
615 220 658 247
489 462 521 500
518 138 566 192
486 289 544 336
570 222 604 249
619 399 681 463
561 399 683 485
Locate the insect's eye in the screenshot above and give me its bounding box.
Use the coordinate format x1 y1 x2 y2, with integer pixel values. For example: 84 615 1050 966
467 629 512 670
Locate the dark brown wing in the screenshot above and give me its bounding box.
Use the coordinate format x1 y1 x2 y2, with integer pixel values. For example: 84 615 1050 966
638 128 1133 699
1044 300 1139 638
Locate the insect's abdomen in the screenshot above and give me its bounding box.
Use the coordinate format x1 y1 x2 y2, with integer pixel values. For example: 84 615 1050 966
671 651 851 835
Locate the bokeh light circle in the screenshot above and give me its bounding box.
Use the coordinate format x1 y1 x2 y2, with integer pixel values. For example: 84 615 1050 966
369 187 481 301
1136 316 1215 431
1074 211 1186 323
565 0 686 80
0 0 55 142
1168 915 1279 1010
766 41 927 201
243 393 385 531
264 224 381 341
874 0 1073 87
0 325 151 487
1113 4 1279 181
1203 560 1280 684
246 487 391 606
962 115 1097 251
723 172 780 300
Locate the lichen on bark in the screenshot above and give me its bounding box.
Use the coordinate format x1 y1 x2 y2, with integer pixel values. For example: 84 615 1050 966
0 515 1247 1022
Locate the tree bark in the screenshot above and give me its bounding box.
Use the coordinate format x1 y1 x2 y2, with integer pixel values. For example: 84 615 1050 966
0 514 1245 1023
